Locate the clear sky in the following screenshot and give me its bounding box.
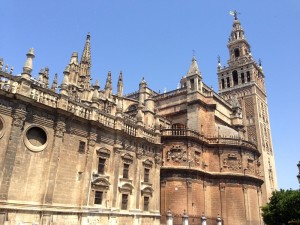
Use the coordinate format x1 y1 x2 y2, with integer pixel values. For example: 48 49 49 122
1 1 299 190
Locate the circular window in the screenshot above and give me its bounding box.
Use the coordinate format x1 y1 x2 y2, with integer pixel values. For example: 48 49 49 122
0 117 5 139
24 126 48 152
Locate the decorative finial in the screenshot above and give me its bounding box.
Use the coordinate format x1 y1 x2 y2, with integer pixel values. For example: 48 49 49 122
229 10 240 20
259 59 262 66
87 32 91 40
22 48 35 78
218 55 221 64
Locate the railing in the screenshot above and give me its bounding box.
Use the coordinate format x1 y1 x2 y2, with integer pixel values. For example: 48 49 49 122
143 128 156 143
161 128 257 149
161 128 201 139
154 87 187 99
161 214 224 225
0 73 19 94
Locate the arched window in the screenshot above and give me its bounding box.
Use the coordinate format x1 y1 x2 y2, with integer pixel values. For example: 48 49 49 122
221 79 225 89
234 48 240 58
247 71 251 82
232 70 238 86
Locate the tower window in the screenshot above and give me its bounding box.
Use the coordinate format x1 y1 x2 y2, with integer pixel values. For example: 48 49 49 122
247 71 251 82
94 191 103 205
234 48 240 57
226 77 230 88
144 168 150 183
98 158 106 174
232 70 238 86
144 196 149 211
221 79 225 89
121 194 128 210
123 163 129 179
190 79 194 90
241 73 245 83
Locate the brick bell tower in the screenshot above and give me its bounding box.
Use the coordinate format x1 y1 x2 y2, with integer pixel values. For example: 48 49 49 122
217 11 277 204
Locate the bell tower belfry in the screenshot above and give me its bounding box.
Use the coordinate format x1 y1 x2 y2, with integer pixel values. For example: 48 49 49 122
217 11 277 204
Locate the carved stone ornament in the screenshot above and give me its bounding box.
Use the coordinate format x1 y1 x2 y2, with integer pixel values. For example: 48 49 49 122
141 186 154 196
136 147 143 159
88 132 97 147
166 145 187 163
54 117 66 138
118 182 134 194
12 114 26 128
143 159 153 168
223 153 242 171
91 176 111 190
121 153 134 164
155 154 162 165
96 147 111 158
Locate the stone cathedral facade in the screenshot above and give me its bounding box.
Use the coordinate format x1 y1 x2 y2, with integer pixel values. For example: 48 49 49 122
0 15 276 225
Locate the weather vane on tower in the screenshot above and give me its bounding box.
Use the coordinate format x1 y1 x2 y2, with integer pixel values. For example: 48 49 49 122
229 10 240 20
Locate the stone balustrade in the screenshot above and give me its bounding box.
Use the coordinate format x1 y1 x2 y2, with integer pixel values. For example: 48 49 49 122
0 69 158 142
161 128 257 150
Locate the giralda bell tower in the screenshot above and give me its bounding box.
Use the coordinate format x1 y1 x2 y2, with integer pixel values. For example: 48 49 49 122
217 11 277 204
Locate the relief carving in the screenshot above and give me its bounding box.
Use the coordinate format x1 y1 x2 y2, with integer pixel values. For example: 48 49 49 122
54 116 66 138
223 153 242 171
166 145 187 163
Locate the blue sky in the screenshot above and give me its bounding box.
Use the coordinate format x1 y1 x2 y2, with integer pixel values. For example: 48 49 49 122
1 1 300 190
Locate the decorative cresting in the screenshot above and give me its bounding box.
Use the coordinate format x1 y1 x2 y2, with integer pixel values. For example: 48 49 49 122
0 116 5 139
24 125 48 152
166 145 187 163
54 116 66 138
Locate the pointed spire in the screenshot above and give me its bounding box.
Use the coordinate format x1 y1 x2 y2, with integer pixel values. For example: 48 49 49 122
79 33 92 91
80 33 91 64
187 56 201 77
0 58 3 71
38 69 45 83
70 52 79 65
44 67 50 87
60 65 70 96
22 48 35 79
51 73 58 91
117 70 124 97
104 71 112 98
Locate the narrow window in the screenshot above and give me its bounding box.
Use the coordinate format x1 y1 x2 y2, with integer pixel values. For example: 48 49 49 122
79 141 86 153
144 196 149 211
98 158 106 174
94 191 103 204
232 70 238 86
190 79 194 90
123 164 129 179
144 168 150 183
227 77 230 88
241 73 245 83
121 194 128 210
234 48 240 57
247 71 251 82
221 79 225 89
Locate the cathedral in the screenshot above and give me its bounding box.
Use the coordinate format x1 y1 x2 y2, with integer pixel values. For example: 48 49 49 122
0 13 276 225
